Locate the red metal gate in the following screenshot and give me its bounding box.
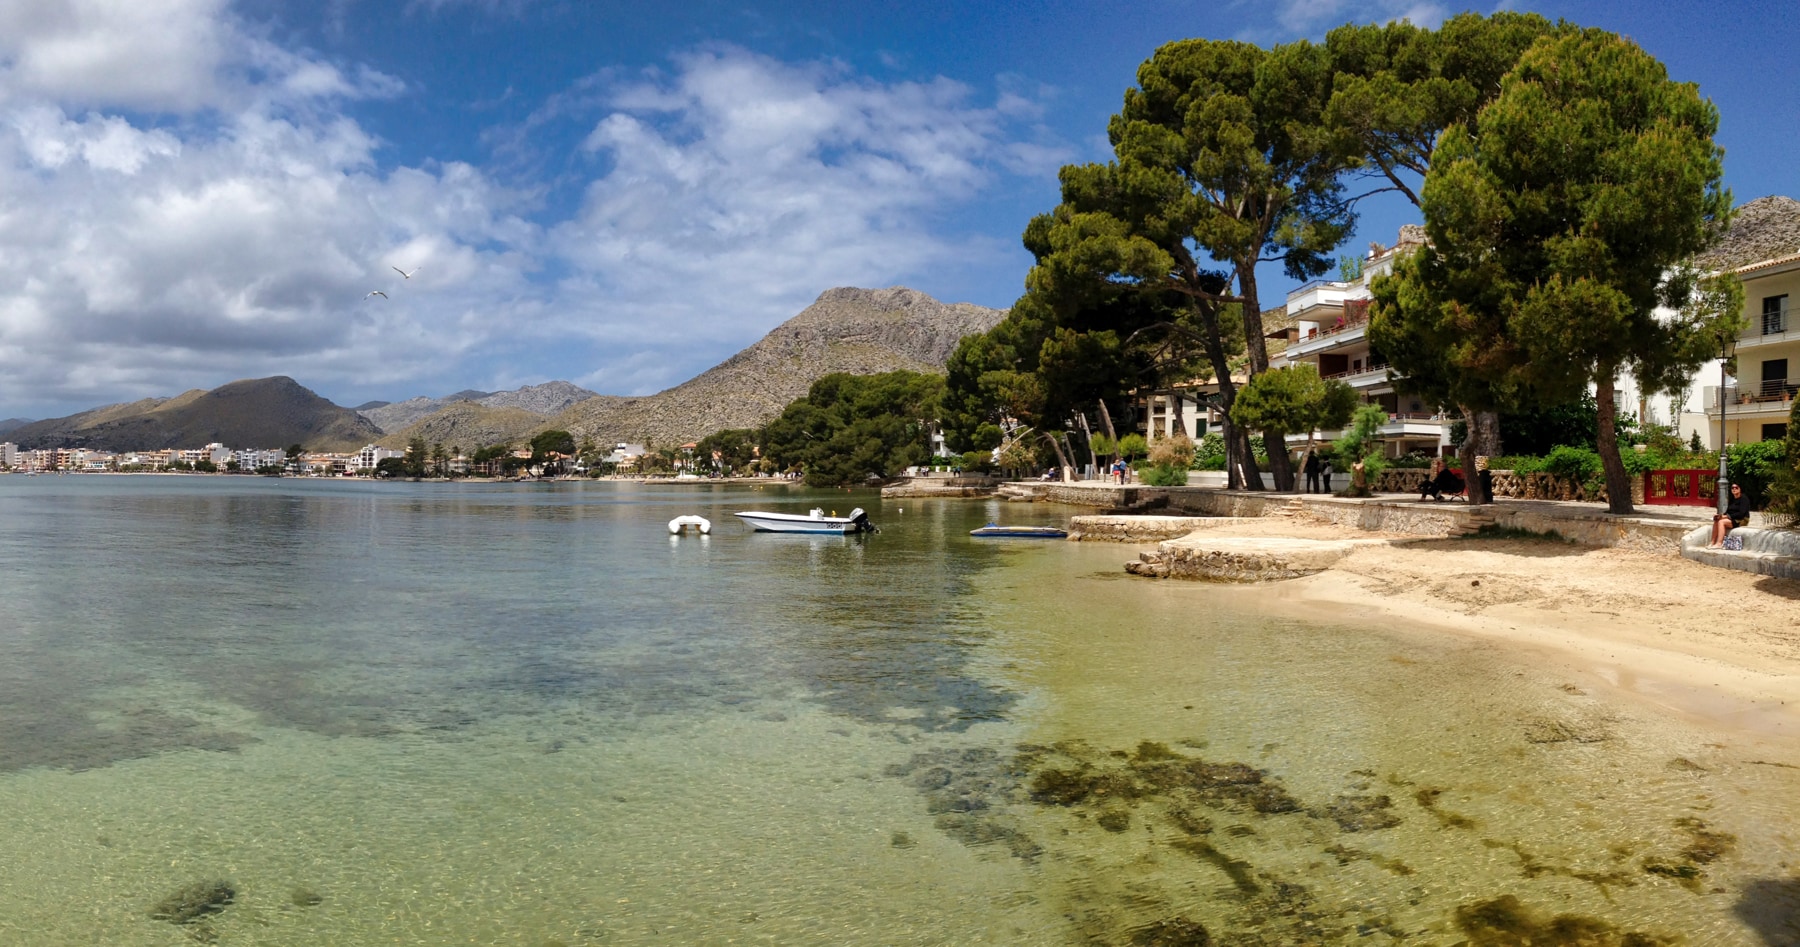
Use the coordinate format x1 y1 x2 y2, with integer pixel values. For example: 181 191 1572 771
1643 469 1717 506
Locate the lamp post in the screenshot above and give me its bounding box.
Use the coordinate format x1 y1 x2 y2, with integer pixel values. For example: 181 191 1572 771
1717 333 1733 515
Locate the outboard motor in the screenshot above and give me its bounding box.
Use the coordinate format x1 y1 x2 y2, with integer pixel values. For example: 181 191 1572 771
849 508 877 533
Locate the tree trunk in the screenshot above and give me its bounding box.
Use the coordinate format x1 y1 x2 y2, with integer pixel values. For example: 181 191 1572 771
1237 267 1291 490
1041 432 1074 482
1471 408 1501 505
1456 407 1501 506
1594 373 1634 514
1098 399 1119 459
1077 413 1099 479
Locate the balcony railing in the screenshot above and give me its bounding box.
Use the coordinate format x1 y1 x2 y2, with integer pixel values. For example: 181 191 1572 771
1703 383 1797 414
1761 305 1789 336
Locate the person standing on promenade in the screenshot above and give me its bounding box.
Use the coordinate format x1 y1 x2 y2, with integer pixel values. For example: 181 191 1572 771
1304 450 1323 494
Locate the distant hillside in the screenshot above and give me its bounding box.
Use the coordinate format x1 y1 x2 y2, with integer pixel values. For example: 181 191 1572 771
375 402 555 451
0 418 33 437
8 377 383 452
552 286 1006 447
361 381 595 433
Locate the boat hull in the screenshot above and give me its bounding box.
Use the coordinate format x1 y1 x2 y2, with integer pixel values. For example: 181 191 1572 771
735 508 872 534
969 525 1067 539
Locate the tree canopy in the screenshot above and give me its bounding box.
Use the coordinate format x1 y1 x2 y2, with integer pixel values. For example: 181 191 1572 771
760 371 945 487
946 36 1360 490
1373 27 1736 513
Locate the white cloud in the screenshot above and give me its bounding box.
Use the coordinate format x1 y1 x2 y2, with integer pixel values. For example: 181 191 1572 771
0 17 1055 417
548 46 1045 393
1243 0 1449 38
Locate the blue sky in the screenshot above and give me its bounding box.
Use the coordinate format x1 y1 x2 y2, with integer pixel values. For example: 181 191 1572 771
0 0 1793 419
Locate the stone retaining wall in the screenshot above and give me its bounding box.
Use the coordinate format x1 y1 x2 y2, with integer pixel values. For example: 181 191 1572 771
1068 515 1259 542
880 476 997 498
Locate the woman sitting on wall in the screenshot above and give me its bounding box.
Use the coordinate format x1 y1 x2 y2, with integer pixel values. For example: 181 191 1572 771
1709 482 1751 548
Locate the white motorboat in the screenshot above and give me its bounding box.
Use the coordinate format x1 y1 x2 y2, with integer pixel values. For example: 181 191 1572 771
734 507 875 534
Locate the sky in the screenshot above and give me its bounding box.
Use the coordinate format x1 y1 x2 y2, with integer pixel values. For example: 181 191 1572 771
0 0 1794 420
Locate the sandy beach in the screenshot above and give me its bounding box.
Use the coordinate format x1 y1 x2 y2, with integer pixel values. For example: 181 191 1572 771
1174 514 1800 751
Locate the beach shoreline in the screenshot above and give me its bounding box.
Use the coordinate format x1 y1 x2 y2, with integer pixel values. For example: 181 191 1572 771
1138 515 1800 753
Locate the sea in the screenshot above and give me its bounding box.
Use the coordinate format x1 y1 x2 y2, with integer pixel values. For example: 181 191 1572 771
0 474 1796 946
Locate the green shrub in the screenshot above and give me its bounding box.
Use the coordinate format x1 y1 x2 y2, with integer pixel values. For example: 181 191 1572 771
1726 440 1786 510
1192 432 1226 469
1487 454 1543 475
1542 445 1602 483
1138 465 1189 486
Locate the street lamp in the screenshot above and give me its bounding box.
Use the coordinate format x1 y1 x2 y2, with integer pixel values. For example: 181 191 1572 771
1717 332 1734 515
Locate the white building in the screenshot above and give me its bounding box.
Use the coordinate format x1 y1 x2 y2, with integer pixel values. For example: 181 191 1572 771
0 442 15 467
1661 196 1800 449
355 444 405 471
1275 225 1449 458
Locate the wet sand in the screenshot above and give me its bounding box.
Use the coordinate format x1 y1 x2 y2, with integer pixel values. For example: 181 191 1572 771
1178 515 1800 750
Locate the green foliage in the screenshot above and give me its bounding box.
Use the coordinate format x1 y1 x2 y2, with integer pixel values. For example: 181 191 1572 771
958 451 995 474
695 428 758 475
1117 433 1148 463
1140 433 1195 485
760 371 945 486
1229 365 1358 440
1371 27 1736 513
1323 12 1557 208
1767 401 1800 519
1726 440 1786 510
1193 433 1227 470
284 444 303 459
1138 465 1188 486
193 459 218 473
374 456 408 478
1088 432 1117 460
1542 446 1603 484
530 429 575 457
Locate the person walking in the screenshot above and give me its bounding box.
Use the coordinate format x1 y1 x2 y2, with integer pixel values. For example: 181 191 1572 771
1112 458 1126 484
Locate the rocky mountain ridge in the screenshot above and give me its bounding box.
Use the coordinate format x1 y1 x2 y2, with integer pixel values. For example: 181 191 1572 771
360 380 599 433
7 377 383 452
6 286 1006 455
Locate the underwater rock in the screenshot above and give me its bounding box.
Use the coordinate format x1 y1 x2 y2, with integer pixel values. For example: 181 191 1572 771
289 886 323 907
149 879 236 924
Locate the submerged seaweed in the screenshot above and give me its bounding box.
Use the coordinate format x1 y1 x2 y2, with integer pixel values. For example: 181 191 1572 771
1454 894 1678 946
149 879 235 925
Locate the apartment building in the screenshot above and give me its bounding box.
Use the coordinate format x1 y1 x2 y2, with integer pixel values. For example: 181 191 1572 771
1678 196 1800 448
1275 225 1449 458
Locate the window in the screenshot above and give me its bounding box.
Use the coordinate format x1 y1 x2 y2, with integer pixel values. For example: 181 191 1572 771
1765 295 1788 335
1763 358 1789 398
1763 423 1788 442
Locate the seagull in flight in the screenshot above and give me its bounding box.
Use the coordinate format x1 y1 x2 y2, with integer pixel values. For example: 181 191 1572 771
392 266 418 279
365 290 387 299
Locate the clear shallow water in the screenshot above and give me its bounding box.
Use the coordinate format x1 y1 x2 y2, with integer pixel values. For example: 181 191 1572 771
0 475 1797 945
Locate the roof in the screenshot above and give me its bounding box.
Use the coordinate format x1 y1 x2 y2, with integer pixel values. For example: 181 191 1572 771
1693 196 1800 272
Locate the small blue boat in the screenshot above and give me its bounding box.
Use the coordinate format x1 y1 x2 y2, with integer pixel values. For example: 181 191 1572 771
969 524 1067 539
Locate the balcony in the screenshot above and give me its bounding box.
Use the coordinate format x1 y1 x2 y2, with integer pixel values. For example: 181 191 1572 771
1703 384 1796 418
1738 305 1800 350
1287 310 1370 357
1323 364 1393 390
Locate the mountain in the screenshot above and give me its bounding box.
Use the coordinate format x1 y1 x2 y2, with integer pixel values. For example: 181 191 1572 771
375 402 553 452
550 286 1005 447
0 418 34 437
7 377 383 452
360 381 595 433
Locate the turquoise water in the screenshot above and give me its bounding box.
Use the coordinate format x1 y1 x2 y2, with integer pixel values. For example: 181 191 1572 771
0 475 1797 945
